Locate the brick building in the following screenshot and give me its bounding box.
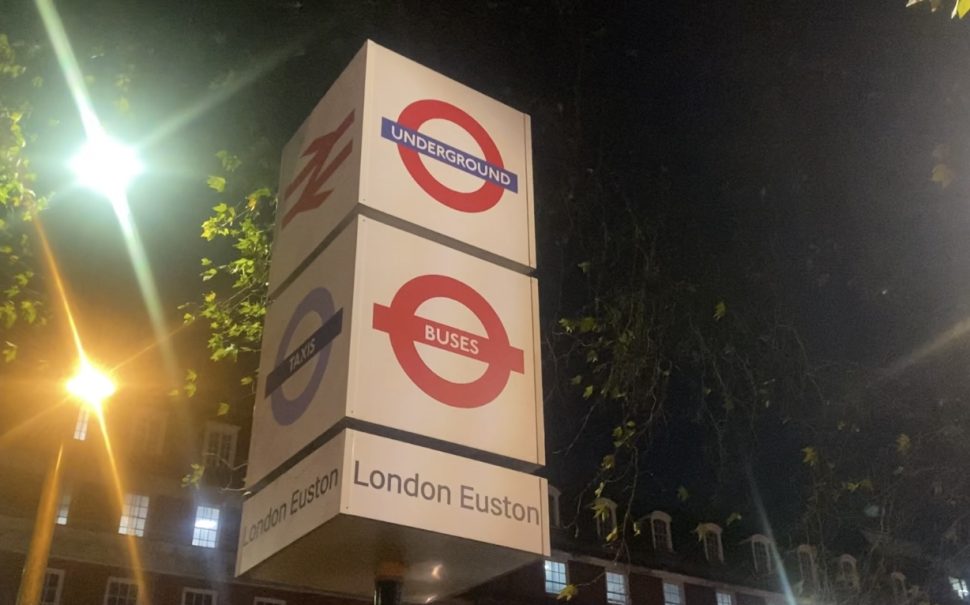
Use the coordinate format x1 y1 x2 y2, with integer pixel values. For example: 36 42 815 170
0 395 951 605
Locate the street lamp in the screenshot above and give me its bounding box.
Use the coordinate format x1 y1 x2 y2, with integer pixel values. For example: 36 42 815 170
65 355 116 415
69 132 143 199
16 356 116 605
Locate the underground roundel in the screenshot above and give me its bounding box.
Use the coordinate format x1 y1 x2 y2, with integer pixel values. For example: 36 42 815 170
265 287 343 425
372 274 525 408
381 99 519 213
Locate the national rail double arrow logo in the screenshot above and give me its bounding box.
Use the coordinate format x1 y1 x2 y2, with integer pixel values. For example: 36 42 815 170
381 99 518 213
372 274 525 408
281 110 355 229
265 287 343 425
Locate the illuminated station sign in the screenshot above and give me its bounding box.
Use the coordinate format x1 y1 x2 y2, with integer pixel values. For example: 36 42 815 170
239 41 547 603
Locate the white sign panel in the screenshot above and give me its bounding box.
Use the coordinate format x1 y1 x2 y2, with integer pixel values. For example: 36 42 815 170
248 223 358 486
360 42 535 269
247 216 543 488
237 432 345 574
350 217 544 467
237 429 549 579
268 41 535 295
344 430 549 554
268 44 367 292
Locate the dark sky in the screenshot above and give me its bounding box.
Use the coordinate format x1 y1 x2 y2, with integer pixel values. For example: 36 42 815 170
5 0 970 522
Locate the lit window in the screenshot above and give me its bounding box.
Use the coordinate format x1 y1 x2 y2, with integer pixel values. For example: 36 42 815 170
649 511 673 552
118 493 149 537
182 589 217 605
73 409 89 441
950 577 969 600
797 545 817 593
605 572 628 605
192 506 220 548
203 422 239 468
699 523 723 563
544 560 568 595
55 492 70 526
40 569 64 605
104 578 138 605
716 592 733 605
751 534 774 574
663 582 682 605
254 599 286 605
130 408 166 456
548 485 562 528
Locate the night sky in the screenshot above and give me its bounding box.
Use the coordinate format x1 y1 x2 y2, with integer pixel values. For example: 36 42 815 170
4 0 970 547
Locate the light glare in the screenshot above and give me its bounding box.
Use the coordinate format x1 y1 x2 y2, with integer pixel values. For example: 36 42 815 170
70 135 143 198
66 357 116 412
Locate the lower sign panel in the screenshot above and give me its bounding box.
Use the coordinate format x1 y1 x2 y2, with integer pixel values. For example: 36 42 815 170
236 430 550 600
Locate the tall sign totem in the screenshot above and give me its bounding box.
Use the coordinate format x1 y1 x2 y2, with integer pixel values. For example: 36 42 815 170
236 41 548 603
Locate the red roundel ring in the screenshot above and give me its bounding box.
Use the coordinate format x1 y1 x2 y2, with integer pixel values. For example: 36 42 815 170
373 274 523 408
396 100 506 213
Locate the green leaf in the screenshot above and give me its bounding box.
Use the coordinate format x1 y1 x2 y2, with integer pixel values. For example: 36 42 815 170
677 485 689 502
726 512 742 526
569 374 583 386
896 434 911 455
802 446 818 467
577 261 591 274
557 584 578 601
240 375 254 386
2 341 17 362
601 454 615 470
207 175 227 192
713 301 727 321
956 0 970 18
932 163 955 189
582 385 594 399
605 526 619 543
180 463 205 488
216 402 230 416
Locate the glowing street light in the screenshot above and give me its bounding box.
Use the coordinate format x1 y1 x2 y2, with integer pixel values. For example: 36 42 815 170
65 355 116 413
69 133 143 199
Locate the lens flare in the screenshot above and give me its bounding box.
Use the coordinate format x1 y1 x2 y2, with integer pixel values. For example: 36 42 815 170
65 355 116 414
70 134 144 199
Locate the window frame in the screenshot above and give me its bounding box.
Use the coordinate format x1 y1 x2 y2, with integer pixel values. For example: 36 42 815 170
750 534 774 574
254 599 286 605
103 577 139 605
40 568 65 605
543 560 569 595
698 523 723 563
595 498 618 540
191 505 221 548
181 588 218 605
716 591 734 605
797 544 818 593
649 511 673 552
203 422 240 468
605 571 629 605
663 581 682 605
949 577 969 600
838 554 859 591
890 572 906 604
118 493 150 537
